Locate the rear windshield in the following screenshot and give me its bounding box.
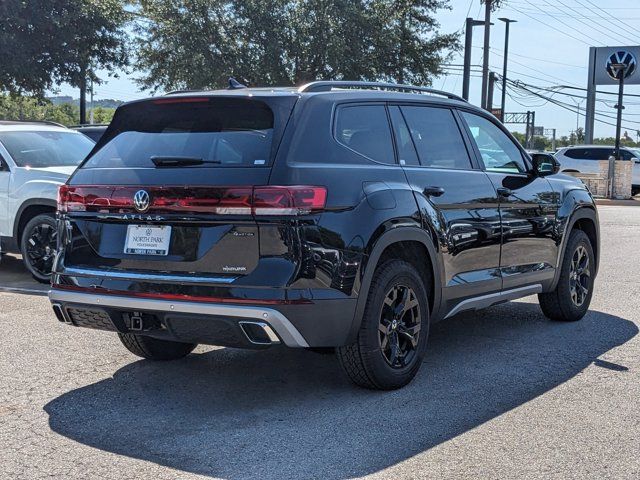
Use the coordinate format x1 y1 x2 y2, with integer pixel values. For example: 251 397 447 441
83 98 277 168
0 131 94 168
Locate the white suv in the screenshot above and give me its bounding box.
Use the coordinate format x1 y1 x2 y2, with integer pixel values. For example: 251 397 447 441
0 122 95 281
554 145 640 196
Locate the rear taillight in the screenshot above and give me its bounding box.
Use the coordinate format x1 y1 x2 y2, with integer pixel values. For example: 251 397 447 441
253 186 327 215
57 185 326 216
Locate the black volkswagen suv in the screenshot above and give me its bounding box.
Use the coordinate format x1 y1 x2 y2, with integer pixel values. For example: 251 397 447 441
49 81 599 390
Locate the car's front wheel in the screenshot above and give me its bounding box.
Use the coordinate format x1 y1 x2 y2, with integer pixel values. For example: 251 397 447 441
20 213 57 283
538 229 594 321
337 259 430 390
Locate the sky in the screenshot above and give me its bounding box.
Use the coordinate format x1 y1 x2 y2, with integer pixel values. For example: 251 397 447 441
51 0 640 139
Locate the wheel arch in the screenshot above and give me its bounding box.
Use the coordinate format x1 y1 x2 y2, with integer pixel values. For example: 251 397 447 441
14 198 57 245
346 227 443 344
550 205 599 290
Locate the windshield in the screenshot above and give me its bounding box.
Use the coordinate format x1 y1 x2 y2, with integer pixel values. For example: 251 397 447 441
0 131 95 168
83 98 275 168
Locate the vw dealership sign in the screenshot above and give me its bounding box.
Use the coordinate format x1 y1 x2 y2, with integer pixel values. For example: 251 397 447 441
593 46 640 85
605 50 637 80
585 45 640 143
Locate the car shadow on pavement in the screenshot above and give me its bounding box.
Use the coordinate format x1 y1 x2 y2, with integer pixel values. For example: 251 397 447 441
44 301 637 480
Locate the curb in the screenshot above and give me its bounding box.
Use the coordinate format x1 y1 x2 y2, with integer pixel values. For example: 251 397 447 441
595 198 640 206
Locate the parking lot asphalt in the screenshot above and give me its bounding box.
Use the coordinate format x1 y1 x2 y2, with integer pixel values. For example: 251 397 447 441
1 205 639 479
0 254 49 296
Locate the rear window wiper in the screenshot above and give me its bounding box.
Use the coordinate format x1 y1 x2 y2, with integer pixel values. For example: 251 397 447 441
150 156 221 167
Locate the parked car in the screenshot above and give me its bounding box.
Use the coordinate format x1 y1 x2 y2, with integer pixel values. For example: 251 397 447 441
0 121 95 281
554 145 640 196
49 81 599 390
71 124 108 143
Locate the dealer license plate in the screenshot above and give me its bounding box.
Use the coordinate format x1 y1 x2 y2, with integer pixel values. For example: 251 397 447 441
124 225 172 256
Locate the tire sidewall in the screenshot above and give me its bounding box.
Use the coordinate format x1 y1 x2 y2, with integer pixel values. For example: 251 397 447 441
558 230 595 319
20 213 57 283
360 260 430 388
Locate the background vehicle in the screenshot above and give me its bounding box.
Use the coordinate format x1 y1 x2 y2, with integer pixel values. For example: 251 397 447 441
0 121 95 281
554 145 640 195
49 81 599 390
71 124 108 143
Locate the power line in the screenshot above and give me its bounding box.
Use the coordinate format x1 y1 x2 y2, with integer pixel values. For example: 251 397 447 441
580 0 639 39
520 1 606 46
505 80 640 131
540 0 638 45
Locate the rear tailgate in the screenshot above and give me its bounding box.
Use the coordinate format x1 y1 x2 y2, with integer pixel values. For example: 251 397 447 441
59 94 298 280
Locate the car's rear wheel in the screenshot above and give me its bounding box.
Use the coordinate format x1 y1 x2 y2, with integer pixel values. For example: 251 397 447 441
336 259 430 390
538 229 594 322
20 213 57 283
118 333 196 361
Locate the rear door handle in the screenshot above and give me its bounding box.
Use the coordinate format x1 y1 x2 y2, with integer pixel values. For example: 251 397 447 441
423 186 445 197
497 187 512 198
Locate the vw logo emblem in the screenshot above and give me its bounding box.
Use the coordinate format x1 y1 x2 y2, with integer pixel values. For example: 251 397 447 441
606 50 637 80
133 190 151 212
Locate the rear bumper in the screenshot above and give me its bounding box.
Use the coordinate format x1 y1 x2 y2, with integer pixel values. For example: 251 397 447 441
49 288 356 348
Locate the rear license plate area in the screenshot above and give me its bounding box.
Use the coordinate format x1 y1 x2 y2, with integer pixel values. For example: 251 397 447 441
124 225 171 256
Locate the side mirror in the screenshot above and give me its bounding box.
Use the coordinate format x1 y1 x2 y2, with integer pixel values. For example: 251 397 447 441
531 153 559 176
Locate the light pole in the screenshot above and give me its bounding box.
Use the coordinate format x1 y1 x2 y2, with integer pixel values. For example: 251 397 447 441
462 18 486 101
498 18 517 122
480 0 492 110
611 62 627 160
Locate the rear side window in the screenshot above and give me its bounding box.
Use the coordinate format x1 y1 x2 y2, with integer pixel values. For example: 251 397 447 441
335 105 395 164
84 98 276 168
400 106 472 169
594 148 614 159
564 148 586 159
565 148 613 160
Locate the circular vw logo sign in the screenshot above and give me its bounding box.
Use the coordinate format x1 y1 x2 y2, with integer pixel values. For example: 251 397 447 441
606 50 637 80
133 190 151 212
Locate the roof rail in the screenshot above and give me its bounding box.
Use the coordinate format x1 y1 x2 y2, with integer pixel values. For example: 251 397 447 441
298 81 467 102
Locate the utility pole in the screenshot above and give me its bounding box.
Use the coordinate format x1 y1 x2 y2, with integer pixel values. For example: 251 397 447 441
498 18 517 122
487 71 496 111
462 18 485 101
79 64 87 125
525 110 536 150
480 0 492 110
585 47 597 144
89 77 94 125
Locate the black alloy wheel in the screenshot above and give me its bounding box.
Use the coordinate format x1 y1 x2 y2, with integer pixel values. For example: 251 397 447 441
20 214 57 283
378 284 421 369
538 229 594 322
569 244 590 307
337 259 430 390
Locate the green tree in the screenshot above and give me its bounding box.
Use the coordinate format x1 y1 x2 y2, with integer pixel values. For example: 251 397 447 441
0 0 129 122
134 0 459 91
0 95 77 126
91 107 116 124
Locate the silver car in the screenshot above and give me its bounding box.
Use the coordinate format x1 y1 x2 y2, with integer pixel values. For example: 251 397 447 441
554 145 640 196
